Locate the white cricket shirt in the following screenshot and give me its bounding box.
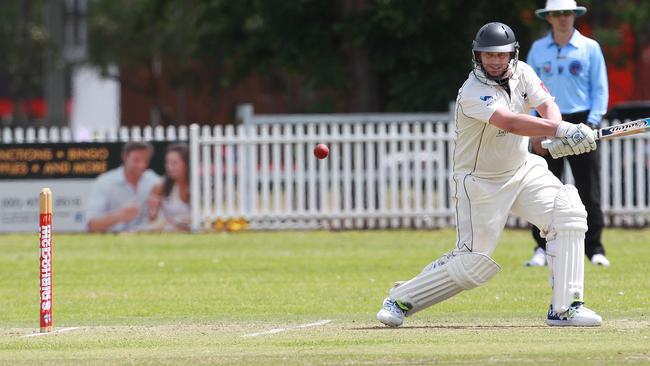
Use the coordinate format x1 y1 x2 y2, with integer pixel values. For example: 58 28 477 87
453 61 553 178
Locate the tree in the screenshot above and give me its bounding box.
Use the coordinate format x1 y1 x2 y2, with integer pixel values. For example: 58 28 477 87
87 0 347 122
344 0 542 111
85 0 649 120
88 0 206 124
0 0 48 126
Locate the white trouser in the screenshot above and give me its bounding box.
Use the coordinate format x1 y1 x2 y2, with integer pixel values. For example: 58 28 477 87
450 154 563 255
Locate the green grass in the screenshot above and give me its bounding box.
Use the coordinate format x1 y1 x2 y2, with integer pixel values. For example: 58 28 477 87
0 229 649 365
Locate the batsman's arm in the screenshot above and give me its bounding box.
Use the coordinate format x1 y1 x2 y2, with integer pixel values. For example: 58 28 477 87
489 108 560 137
531 100 562 155
535 99 562 122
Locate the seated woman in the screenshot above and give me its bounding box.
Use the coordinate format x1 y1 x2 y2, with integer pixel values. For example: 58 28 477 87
148 143 191 231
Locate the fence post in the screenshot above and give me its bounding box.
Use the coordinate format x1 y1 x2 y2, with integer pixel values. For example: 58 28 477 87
189 124 201 232
236 103 254 125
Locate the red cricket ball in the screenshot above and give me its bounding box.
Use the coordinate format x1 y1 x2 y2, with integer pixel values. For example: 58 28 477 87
314 143 329 159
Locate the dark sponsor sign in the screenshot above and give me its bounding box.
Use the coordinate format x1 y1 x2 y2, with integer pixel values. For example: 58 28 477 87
0 142 169 179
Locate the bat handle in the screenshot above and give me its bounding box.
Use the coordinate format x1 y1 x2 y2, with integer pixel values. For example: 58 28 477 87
541 139 552 149
594 129 602 141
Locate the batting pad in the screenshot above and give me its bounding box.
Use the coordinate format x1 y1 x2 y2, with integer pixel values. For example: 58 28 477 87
389 252 500 316
546 185 588 313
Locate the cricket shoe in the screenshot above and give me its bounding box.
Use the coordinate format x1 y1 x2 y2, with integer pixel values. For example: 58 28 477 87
376 297 407 327
591 254 610 267
525 247 547 267
546 301 602 327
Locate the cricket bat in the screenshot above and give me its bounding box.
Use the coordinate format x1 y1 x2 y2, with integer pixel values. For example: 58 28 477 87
542 117 650 149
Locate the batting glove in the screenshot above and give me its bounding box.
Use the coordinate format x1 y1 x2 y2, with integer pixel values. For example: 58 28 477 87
544 138 575 159
555 122 597 154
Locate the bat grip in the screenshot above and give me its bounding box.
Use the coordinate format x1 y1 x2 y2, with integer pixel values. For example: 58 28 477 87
541 139 552 149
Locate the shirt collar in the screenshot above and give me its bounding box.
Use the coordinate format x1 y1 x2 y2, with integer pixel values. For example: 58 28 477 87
545 29 584 49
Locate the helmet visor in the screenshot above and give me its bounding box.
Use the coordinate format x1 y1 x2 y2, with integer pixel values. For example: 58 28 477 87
473 42 518 53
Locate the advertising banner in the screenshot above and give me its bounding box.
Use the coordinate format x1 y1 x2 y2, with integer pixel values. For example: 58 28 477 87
0 142 169 233
0 179 93 232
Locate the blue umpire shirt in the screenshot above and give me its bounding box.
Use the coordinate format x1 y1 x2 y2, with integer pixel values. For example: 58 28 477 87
527 29 608 126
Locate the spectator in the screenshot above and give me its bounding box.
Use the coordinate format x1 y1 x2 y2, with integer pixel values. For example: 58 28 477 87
86 141 160 232
526 0 610 267
147 143 191 232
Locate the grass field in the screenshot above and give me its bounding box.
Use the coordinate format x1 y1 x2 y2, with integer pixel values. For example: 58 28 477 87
1 229 649 365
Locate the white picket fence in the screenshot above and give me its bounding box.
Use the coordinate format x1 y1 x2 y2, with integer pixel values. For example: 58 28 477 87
188 110 650 231
1 125 188 143
189 113 454 231
3 115 649 232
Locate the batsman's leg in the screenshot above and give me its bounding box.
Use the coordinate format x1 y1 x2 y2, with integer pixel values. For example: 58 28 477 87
545 185 602 326
376 252 500 327
376 172 511 327
507 156 601 326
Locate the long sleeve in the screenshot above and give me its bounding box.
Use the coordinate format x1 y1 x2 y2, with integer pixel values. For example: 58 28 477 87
526 44 540 116
587 43 608 126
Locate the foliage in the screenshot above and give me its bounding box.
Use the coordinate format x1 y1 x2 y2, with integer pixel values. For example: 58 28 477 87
603 0 650 38
344 0 541 111
0 0 48 124
87 0 547 113
86 0 347 120
194 0 346 89
88 0 206 103
1 0 645 122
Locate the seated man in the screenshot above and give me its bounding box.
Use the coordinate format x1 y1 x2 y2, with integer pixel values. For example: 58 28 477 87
86 141 161 232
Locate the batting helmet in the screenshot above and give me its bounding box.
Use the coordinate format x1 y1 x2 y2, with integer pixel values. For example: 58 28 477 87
472 22 519 85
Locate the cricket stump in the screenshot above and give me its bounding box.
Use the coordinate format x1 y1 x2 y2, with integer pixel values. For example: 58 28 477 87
39 188 53 333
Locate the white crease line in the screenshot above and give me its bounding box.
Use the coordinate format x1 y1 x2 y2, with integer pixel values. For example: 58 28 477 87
20 327 81 338
242 319 332 338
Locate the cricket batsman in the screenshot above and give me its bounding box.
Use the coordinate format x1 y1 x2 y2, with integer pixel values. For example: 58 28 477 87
376 22 602 327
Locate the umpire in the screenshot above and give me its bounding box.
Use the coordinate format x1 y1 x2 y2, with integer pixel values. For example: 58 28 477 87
526 0 610 267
